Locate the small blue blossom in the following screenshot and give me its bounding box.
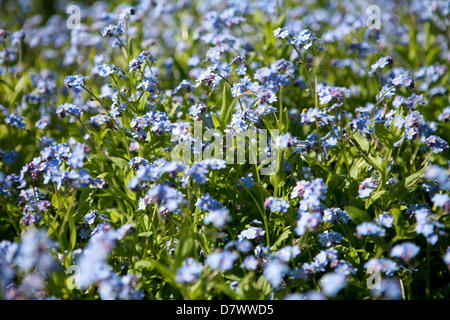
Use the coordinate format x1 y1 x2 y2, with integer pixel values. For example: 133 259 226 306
375 212 395 228
241 255 259 270
204 207 231 229
5 113 27 129
318 230 343 247
319 272 347 297
175 257 203 284
137 76 158 93
205 250 238 272
265 197 290 213
263 258 290 290
238 226 265 241
189 102 207 119
64 75 88 89
238 173 254 189
390 242 420 263
368 56 393 76
356 222 386 238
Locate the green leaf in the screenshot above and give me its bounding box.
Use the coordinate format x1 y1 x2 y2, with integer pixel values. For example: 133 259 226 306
174 231 195 267
69 216 77 253
135 259 154 271
344 206 371 225
269 170 280 189
212 113 225 131
275 14 287 29
109 156 129 171
220 83 233 124
168 101 181 118
352 133 370 153
262 116 275 135
76 188 95 217
374 122 394 149
364 190 387 210
108 184 136 204
382 165 428 205
138 232 152 238
270 227 292 251
139 92 149 113
302 154 329 180
351 134 384 172
9 74 28 107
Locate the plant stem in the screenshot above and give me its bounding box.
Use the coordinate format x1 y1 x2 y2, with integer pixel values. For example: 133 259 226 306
246 188 270 246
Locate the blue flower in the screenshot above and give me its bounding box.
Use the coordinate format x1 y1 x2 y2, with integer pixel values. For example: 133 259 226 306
173 79 195 94
76 227 141 299
404 126 418 140
238 226 265 241
97 63 127 79
322 208 351 224
56 103 81 118
431 193 449 207
205 250 238 272
189 102 207 119
196 193 222 211
235 64 247 75
67 145 86 169
443 250 450 266
334 260 357 275
14 229 57 274
136 76 158 93
390 242 420 263
204 207 231 229
238 173 254 189
79 228 90 239
145 184 186 212
292 178 327 212
138 50 156 63
64 75 88 89
90 114 110 128
368 56 393 76
1 149 19 165
364 258 399 276
265 197 289 213
175 257 203 284
187 159 226 185
97 64 115 77
425 165 450 190
393 116 405 128
318 230 343 247
312 249 338 271
356 222 386 238
319 272 347 297
426 135 448 153
370 278 402 300
84 210 98 225
5 113 26 129
263 258 290 289
230 82 248 97
101 24 124 37
241 255 259 270
273 27 292 39
375 212 395 228
358 177 379 198
275 132 293 149
317 86 348 105
413 207 445 245
274 245 301 262
295 211 322 236
389 74 415 89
